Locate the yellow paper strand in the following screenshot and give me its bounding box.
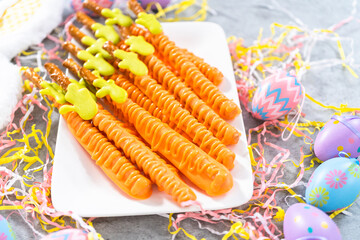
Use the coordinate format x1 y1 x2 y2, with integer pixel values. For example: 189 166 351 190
154 0 208 22
0 205 24 210
222 221 250 240
306 93 360 112
329 203 353 219
168 213 203 240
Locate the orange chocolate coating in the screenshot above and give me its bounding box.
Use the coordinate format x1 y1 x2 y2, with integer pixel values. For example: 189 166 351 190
64 110 153 200
142 53 240 145
129 25 241 120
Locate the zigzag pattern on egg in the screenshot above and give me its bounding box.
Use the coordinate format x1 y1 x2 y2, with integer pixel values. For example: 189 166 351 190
251 72 302 120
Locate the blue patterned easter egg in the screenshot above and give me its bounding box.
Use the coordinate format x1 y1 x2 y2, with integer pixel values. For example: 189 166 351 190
0 215 16 240
305 157 360 212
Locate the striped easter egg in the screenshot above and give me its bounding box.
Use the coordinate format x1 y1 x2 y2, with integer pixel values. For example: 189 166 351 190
251 71 303 120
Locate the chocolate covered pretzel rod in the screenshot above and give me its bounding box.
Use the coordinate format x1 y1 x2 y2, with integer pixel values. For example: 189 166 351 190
83 1 241 120
102 40 236 169
64 60 234 196
63 23 236 169
23 68 153 200
69 22 240 146
85 0 225 86
44 63 196 203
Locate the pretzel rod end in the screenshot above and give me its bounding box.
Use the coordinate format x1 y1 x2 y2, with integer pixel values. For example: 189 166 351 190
127 0 145 15
76 11 96 29
63 41 82 57
22 67 43 89
83 0 104 16
44 63 71 90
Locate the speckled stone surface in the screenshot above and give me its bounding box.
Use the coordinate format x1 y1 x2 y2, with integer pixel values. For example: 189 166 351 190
3 0 360 239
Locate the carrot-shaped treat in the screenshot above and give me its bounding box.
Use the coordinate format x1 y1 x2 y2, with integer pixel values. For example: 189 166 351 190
141 51 240 145
63 57 140 137
45 63 193 203
64 56 191 142
128 25 240 120
63 111 153 199
62 40 191 140
84 0 224 85
65 23 235 167
63 29 167 123
77 64 234 196
102 41 235 169
84 3 239 120
63 41 166 124
127 0 223 85
179 49 224 86
23 68 152 200
111 73 168 122
68 22 239 145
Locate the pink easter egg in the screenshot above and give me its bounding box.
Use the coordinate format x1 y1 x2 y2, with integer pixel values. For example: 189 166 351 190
314 115 360 161
40 229 88 240
251 71 303 120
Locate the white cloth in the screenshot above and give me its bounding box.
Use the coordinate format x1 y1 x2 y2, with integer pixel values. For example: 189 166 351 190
0 54 22 129
0 0 65 60
0 0 65 129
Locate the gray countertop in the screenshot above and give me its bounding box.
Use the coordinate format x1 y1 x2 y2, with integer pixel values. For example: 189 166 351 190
2 0 360 239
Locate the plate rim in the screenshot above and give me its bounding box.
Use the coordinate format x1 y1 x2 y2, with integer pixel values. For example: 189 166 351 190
51 21 254 217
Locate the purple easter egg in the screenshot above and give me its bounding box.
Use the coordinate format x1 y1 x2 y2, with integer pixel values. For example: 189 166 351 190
251 71 303 120
40 229 88 240
314 115 360 161
284 203 342 240
138 0 171 9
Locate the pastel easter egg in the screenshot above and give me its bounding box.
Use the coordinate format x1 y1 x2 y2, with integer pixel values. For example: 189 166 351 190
40 229 88 240
0 215 16 240
305 157 360 212
284 203 341 240
314 115 360 161
283 203 342 240
251 71 302 120
138 0 171 9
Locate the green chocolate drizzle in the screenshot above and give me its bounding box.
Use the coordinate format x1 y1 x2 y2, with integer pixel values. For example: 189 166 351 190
91 23 120 44
101 8 133 27
77 50 115 76
40 81 66 104
72 78 97 101
114 49 148 76
81 36 112 59
93 78 128 103
125 36 155 56
59 80 98 120
135 12 162 34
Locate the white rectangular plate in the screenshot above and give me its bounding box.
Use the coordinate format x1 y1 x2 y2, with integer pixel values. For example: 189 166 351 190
51 22 253 217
